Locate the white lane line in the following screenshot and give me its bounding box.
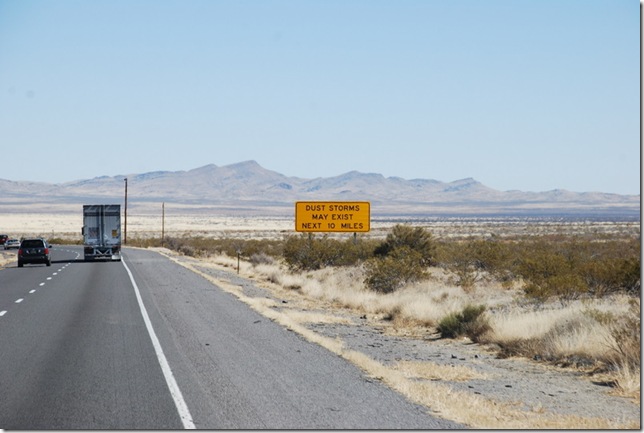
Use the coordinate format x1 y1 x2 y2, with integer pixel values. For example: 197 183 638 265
39 283 45 286
0 311 6 316
46 277 52 280
53 272 58 275
15 299 23 304
121 258 195 429
29 290 36 294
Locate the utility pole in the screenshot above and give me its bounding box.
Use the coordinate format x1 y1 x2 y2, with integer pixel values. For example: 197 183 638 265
162 202 165 247
124 177 128 245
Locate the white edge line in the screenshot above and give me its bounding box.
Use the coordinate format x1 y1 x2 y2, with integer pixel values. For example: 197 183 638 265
121 258 196 429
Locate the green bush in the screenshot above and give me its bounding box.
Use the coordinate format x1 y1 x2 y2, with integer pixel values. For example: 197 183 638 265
515 237 640 300
282 234 376 271
435 238 518 288
127 237 164 248
364 247 428 293
47 236 83 245
437 304 489 341
162 236 283 259
581 257 641 296
374 224 436 266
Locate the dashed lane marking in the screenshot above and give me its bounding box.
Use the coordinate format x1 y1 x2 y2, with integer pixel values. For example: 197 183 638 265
0 252 79 320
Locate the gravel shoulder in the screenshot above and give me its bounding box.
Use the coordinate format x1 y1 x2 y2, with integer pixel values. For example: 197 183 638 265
156 249 640 429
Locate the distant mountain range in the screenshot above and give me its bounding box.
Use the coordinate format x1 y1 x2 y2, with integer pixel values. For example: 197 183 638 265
0 160 639 218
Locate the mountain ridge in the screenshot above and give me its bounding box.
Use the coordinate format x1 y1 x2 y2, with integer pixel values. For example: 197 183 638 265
0 160 639 217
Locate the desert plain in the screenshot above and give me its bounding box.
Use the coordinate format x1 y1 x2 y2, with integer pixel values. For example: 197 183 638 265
0 204 639 241
0 208 640 428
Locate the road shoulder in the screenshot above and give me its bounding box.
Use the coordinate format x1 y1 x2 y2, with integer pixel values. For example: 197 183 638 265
150 247 639 429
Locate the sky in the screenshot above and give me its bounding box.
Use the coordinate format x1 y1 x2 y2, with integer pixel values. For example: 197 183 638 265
0 0 640 195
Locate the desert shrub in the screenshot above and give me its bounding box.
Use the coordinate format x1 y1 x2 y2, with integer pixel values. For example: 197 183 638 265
164 236 210 256
437 239 509 288
128 237 163 248
517 242 587 300
515 237 640 300
374 224 436 266
283 235 335 271
437 304 489 341
282 234 375 271
163 236 283 260
47 236 83 245
249 252 274 266
523 272 588 300
364 224 434 293
364 247 428 293
162 228 639 303
225 239 283 259
178 244 198 257
581 257 641 297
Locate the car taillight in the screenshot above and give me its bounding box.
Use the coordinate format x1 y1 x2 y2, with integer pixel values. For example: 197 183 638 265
18 249 23 255
44 248 49 254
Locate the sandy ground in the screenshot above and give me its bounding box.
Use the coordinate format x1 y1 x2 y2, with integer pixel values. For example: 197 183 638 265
1 212 639 241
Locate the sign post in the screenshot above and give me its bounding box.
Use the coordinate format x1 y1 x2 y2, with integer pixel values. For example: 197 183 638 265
295 201 370 233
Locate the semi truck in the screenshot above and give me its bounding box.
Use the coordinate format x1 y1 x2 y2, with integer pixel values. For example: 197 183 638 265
82 204 122 261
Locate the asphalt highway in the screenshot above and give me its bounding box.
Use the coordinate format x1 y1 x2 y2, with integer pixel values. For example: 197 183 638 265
0 246 463 429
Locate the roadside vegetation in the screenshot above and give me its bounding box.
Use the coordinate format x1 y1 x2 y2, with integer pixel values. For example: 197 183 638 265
59 224 641 399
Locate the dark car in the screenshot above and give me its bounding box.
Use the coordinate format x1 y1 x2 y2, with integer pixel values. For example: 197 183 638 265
18 238 51 267
0 234 8 245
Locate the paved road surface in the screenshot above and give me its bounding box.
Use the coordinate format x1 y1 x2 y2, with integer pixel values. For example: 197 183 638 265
0 246 462 429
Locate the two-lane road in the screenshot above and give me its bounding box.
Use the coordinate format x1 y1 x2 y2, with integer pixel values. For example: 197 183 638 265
0 247 183 429
0 246 462 429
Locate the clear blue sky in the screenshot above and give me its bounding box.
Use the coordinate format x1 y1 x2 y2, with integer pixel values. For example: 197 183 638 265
0 0 640 194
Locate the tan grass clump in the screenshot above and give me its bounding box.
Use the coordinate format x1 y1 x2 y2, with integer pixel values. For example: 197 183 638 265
0 251 16 268
483 298 633 363
394 360 489 382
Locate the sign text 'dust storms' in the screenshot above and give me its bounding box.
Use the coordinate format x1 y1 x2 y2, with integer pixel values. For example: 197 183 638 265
295 202 370 232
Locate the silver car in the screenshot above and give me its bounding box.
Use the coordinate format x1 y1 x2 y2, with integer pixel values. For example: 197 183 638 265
4 239 20 250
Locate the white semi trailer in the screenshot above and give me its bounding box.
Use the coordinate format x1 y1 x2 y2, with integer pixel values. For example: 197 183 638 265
82 204 122 261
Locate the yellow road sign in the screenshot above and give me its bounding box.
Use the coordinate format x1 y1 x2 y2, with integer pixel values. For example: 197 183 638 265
295 201 370 232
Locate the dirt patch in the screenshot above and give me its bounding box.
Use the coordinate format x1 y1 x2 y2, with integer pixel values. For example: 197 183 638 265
156 248 640 429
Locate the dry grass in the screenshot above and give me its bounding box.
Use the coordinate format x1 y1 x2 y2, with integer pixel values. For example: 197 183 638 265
612 362 641 400
394 360 489 382
483 301 619 357
0 251 16 268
